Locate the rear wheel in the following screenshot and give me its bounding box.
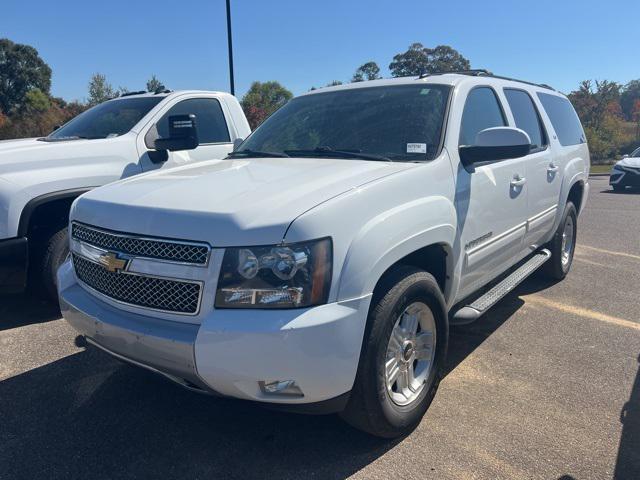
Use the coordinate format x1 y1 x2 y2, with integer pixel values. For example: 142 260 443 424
340 267 448 438
40 227 69 301
543 202 577 280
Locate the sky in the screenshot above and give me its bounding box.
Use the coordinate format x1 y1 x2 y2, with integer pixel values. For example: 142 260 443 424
2 0 638 101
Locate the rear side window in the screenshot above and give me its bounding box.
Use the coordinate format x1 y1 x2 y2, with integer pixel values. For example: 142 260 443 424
156 98 230 144
459 87 506 146
504 89 546 149
537 93 585 146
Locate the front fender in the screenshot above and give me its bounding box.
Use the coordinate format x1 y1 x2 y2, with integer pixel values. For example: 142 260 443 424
337 195 456 302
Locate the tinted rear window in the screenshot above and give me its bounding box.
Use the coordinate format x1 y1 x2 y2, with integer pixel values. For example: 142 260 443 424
537 93 585 146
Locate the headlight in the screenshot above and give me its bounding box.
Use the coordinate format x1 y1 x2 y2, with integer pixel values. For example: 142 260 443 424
215 238 332 309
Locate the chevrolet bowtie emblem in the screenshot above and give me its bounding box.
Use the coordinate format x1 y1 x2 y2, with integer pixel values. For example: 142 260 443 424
98 252 128 273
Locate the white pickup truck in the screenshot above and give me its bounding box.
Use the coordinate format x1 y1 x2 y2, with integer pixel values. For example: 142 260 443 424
0 90 250 298
59 72 589 437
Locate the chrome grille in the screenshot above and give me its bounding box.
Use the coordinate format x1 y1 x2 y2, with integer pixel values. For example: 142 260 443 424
72 223 209 265
73 254 201 314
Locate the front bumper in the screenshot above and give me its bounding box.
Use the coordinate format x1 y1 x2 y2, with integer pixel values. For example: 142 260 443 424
58 259 370 408
0 237 28 294
610 169 640 187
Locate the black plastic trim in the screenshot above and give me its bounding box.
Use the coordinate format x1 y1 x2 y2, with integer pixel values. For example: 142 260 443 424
17 187 94 237
0 237 29 293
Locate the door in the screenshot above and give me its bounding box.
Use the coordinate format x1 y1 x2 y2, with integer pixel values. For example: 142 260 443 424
140 97 234 171
503 88 560 248
454 87 530 297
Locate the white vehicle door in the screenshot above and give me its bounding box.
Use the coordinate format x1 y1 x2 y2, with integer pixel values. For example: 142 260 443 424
139 96 234 171
503 88 560 248
453 86 530 298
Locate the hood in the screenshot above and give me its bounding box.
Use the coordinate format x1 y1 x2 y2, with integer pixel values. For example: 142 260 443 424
617 156 640 169
72 157 417 246
0 135 137 188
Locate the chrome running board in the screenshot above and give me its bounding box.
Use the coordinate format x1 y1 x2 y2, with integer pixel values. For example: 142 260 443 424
451 249 551 325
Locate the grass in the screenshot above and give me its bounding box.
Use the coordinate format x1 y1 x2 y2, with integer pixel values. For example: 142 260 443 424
590 164 613 175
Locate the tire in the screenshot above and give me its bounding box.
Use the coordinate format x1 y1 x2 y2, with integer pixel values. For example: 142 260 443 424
543 201 577 280
340 266 448 438
41 227 69 302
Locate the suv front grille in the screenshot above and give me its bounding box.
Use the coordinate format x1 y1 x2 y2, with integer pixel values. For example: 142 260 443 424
72 223 210 265
73 254 202 314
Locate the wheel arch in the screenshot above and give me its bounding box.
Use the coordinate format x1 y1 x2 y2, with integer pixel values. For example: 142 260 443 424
18 188 92 239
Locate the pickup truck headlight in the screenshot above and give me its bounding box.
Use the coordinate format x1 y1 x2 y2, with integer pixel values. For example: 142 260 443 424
215 238 332 308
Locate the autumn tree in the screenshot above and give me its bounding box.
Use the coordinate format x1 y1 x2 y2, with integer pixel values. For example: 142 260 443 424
0 38 52 114
621 80 640 122
389 43 470 77
240 81 293 129
352 61 381 82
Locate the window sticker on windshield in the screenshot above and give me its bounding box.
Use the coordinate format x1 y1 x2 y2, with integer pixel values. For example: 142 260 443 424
407 143 427 154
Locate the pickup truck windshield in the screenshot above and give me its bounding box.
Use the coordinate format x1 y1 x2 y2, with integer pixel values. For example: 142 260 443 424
236 84 451 161
45 96 163 141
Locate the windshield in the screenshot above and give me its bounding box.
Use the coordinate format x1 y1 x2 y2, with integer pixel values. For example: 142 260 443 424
237 84 451 161
46 96 163 140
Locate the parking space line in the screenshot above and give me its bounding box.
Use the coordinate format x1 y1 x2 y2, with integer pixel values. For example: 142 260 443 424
574 256 608 268
524 295 640 332
577 244 640 261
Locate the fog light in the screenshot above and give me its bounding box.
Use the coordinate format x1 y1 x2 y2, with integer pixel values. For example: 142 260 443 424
259 380 304 397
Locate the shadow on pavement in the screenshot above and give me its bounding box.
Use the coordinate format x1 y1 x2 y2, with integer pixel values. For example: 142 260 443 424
614 353 640 479
0 292 60 331
0 274 582 480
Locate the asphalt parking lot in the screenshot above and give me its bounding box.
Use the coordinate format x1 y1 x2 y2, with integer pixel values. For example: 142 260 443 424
1 175 639 480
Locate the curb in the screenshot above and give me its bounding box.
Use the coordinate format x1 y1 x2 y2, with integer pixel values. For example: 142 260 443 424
589 173 610 177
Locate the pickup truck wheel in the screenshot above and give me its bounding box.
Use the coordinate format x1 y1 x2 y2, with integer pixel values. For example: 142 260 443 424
340 267 447 438
41 227 69 302
543 202 577 280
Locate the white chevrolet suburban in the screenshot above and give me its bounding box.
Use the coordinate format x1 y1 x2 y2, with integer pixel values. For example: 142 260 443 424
59 71 590 438
0 90 250 298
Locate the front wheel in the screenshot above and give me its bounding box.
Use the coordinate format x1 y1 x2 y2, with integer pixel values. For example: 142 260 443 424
543 202 577 280
41 227 69 301
340 267 448 438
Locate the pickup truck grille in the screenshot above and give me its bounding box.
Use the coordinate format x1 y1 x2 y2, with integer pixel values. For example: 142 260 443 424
71 223 210 265
72 254 202 314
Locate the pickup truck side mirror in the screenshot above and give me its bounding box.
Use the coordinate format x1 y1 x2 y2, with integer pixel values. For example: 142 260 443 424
153 114 199 155
459 127 532 171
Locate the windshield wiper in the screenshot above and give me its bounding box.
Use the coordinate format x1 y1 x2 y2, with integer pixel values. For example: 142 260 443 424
227 149 290 158
284 147 392 162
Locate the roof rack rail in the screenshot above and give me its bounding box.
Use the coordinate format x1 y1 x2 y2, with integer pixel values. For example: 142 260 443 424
418 70 555 91
119 90 148 97
419 69 492 78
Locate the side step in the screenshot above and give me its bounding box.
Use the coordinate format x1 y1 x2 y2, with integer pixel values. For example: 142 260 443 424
451 249 551 325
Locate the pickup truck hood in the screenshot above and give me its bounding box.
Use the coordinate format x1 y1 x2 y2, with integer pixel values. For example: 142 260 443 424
617 157 640 168
0 137 139 188
73 157 416 246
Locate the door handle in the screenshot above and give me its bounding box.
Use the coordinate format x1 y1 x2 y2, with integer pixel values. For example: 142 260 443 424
510 175 526 187
547 163 559 173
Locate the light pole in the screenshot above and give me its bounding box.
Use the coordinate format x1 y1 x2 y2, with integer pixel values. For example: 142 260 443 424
225 0 235 95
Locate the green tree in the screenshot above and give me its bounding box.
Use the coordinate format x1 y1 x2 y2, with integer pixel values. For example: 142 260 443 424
0 38 52 114
240 81 293 129
88 73 116 106
146 74 165 93
326 80 343 87
389 43 470 77
621 80 640 122
24 88 51 113
352 61 381 82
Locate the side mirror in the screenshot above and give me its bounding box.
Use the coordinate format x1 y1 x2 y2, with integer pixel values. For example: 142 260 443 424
459 127 532 170
154 114 199 153
233 137 244 151
622 154 630 159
